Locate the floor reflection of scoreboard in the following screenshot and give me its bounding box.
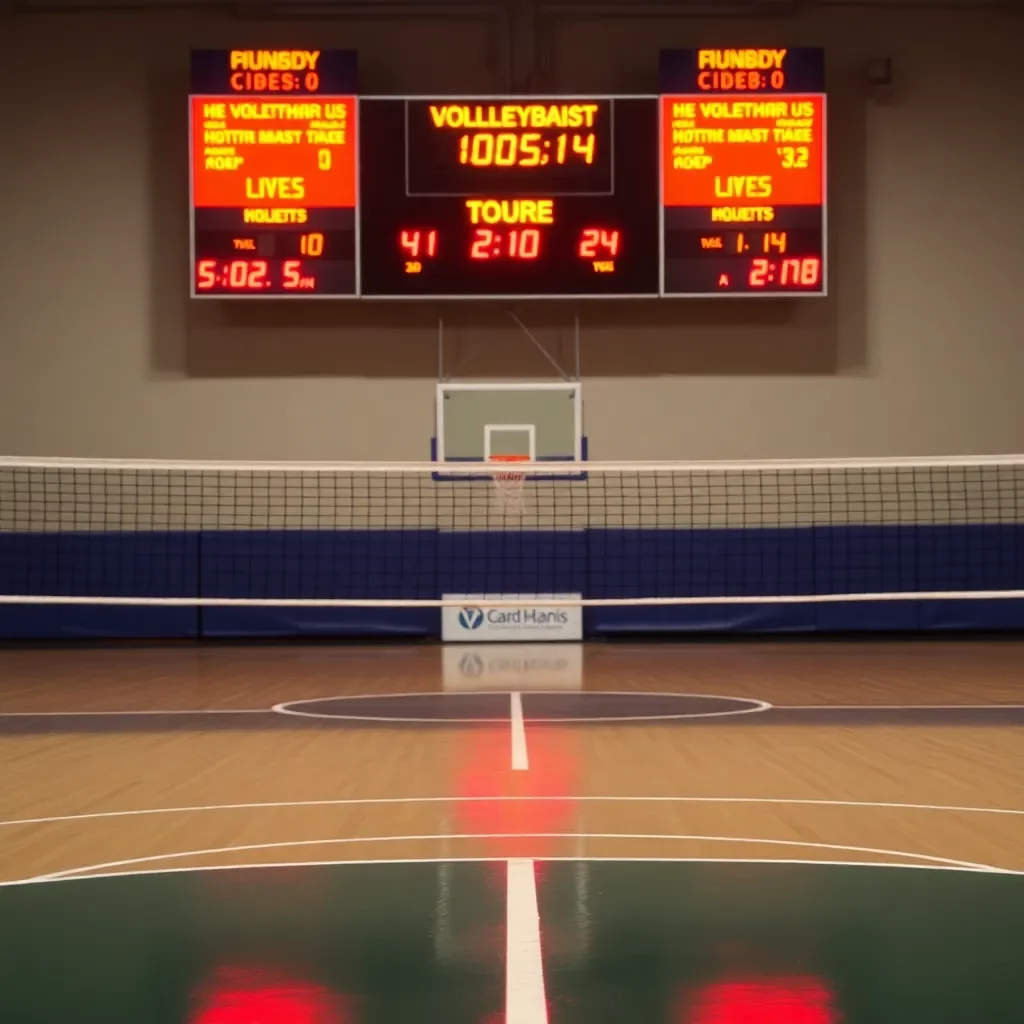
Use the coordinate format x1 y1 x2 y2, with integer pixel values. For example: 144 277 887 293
676 975 839 1024
190 965 352 1024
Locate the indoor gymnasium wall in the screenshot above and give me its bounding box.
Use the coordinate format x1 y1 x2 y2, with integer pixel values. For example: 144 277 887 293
0 2 1022 464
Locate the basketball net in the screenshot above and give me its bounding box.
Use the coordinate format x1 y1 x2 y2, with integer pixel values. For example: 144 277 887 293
488 454 529 516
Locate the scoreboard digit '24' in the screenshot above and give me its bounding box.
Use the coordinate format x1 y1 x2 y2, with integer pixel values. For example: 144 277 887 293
188 47 826 299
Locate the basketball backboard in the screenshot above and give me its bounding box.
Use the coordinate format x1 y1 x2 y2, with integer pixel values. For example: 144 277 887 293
433 382 584 472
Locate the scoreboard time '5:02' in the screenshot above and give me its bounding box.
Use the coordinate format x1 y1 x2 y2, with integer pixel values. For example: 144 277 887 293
188 47 826 299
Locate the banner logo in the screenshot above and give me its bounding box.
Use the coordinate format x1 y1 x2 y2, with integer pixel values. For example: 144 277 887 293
458 607 485 630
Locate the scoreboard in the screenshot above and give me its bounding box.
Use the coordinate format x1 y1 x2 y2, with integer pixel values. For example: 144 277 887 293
358 98 659 297
188 48 826 299
659 47 826 294
190 50 358 296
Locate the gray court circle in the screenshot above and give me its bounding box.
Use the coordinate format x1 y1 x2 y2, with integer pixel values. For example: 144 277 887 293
271 691 773 724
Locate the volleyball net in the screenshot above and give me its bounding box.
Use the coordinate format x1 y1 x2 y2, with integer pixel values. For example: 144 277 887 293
1 455 1022 617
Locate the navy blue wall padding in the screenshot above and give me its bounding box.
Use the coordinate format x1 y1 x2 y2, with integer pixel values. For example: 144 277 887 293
199 529 439 600
0 531 200 638
0 532 198 598
200 606 438 638
0 604 197 640
1 523 1021 638
438 531 588 597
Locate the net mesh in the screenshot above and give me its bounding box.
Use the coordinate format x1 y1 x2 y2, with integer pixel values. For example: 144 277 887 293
1 455 1022 606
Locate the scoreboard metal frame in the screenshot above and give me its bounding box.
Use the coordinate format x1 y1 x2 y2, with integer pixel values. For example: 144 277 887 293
188 50 827 301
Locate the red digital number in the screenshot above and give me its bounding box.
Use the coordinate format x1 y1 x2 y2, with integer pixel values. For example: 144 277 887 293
749 257 822 289
469 228 541 260
225 260 267 289
197 259 217 290
779 257 821 287
799 257 821 286
470 228 494 260
399 229 438 258
197 259 268 290
247 260 268 288
510 229 540 259
578 228 620 258
283 260 302 289
749 258 770 287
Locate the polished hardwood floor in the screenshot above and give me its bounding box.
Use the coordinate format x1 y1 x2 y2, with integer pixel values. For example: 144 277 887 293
1 640 1022 882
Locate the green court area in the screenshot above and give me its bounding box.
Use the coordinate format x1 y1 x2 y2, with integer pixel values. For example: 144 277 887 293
1 861 1021 1022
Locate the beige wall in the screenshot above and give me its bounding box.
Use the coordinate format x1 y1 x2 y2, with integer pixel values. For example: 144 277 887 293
0 2 1021 462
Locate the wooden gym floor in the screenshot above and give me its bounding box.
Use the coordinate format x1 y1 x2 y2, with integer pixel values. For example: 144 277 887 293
1 638 1023 1021
2 638 1023 879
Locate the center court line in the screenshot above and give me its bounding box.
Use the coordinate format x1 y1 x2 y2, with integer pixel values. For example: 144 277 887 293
510 692 529 771
506 858 548 1024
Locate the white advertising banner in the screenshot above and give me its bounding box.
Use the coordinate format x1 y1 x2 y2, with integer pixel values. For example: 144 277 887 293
441 594 583 643
442 643 584 691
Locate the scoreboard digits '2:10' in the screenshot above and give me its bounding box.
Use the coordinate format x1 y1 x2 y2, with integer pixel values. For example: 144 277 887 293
188 47 826 299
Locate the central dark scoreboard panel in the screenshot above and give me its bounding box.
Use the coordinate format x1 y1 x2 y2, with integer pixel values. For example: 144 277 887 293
189 48 826 299
359 98 659 297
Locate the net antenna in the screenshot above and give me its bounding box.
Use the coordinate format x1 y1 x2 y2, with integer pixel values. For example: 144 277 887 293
484 423 536 517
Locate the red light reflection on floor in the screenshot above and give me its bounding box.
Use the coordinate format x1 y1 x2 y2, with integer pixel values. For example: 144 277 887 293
678 975 838 1024
452 725 580 859
191 966 350 1024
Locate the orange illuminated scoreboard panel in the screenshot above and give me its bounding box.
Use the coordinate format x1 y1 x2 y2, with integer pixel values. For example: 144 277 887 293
660 48 827 295
189 49 358 297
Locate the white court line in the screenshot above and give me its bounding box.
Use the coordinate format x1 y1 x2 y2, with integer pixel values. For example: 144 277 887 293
3 794 1024 831
2 856 1010 889
506 858 547 1024
270 691 772 724
0 709 268 717
20 831 1010 883
776 704 1024 710
510 693 529 771
4 696 1021 720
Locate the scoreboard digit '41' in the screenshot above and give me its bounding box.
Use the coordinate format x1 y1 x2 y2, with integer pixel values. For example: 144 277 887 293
187 47 826 299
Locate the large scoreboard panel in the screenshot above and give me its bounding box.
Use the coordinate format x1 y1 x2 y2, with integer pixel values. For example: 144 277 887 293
189 49 359 296
187 48 825 299
358 97 660 297
659 48 827 295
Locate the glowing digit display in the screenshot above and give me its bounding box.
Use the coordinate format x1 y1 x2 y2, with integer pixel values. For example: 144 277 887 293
189 53 825 300
660 47 827 295
456 131 597 167
358 96 659 297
